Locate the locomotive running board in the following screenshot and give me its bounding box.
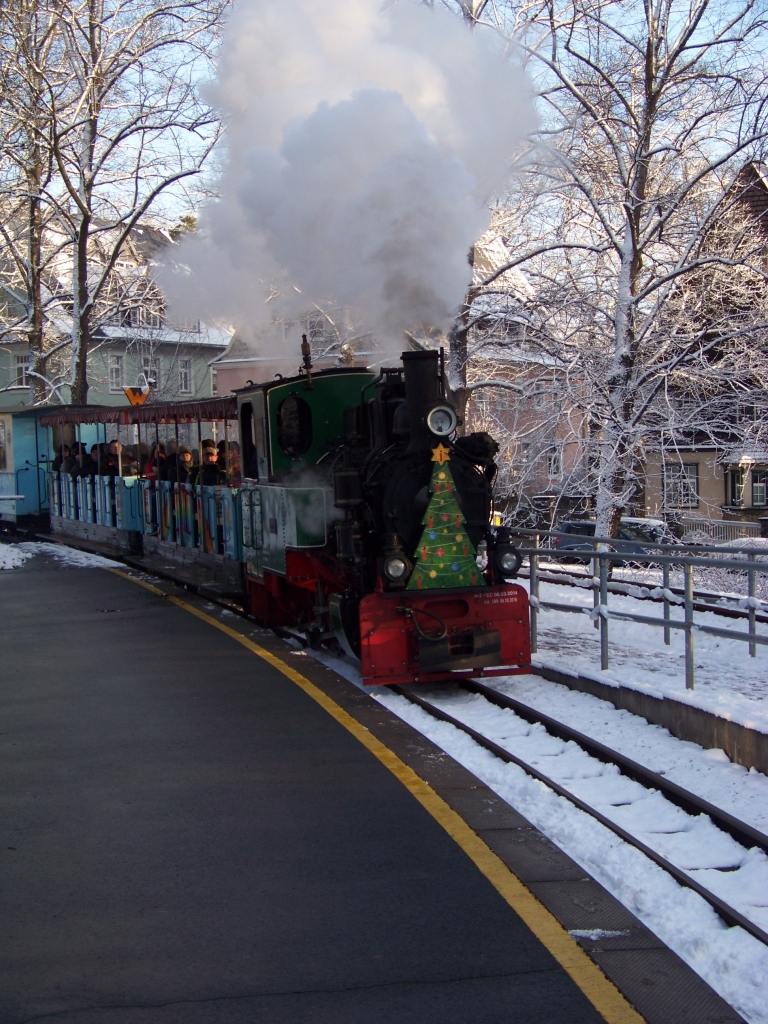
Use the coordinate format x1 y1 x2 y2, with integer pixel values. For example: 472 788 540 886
363 664 534 687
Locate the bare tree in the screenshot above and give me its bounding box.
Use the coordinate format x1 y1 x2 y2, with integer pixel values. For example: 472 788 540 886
0 0 226 405
55 0 226 404
0 0 70 403
447 0 768 534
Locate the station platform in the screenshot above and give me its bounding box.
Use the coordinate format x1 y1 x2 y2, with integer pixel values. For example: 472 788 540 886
0 548 743 1024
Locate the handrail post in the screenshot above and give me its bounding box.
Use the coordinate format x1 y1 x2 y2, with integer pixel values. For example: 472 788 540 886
592 541 600 629
684 562 694 689
662 559 671 645
599 553 609 670
530 533 539 654
748 552 756 658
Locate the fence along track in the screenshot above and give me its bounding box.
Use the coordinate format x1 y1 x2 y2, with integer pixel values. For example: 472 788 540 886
391 683 768 948
516 528 768 688
517 564 768 626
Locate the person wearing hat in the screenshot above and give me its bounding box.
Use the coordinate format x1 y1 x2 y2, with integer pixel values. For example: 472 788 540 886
190 444 226 486
166 445 194 483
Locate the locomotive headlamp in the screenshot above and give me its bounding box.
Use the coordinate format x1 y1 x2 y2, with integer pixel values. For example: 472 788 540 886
426 404 458 437
496 545 523 579
384 554 411 581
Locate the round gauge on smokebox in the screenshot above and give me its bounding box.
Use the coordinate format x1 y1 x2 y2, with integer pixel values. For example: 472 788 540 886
426 404 458 437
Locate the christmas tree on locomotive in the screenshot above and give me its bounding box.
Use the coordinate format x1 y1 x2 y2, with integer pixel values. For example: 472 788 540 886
408 443 484 591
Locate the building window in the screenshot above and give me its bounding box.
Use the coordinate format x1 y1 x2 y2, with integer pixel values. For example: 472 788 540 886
727 468 745 507
141 354 161 389
12 354 29 388
752 470 767 507
210 368 218 396
167 315 200 332
547 446 562 478
178 358 192 394
108 355 124 393
532 381 546 409
738 402 757 424
140 305 164 329
664 463 699 508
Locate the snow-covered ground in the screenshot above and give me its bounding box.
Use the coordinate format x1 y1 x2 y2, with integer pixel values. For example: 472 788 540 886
0 541 121 570
532 577 768 733
0 544 31 571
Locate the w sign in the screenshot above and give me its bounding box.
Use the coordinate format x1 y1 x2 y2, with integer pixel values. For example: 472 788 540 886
123 386 151 406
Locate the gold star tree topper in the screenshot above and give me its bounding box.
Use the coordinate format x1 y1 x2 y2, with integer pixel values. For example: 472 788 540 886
431 443 451 464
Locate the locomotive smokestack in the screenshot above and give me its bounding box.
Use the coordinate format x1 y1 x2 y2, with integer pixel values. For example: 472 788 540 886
402 350 441 453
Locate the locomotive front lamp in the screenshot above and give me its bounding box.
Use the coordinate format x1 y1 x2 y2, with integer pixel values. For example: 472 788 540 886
496 546 523 579
384 554 411 581
426 404 458 437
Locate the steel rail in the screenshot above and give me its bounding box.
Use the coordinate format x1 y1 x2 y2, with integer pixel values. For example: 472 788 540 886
461 679 768 855
391 684 768 948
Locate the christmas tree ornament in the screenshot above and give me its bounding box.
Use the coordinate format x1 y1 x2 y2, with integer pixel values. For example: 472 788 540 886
407 446 486 590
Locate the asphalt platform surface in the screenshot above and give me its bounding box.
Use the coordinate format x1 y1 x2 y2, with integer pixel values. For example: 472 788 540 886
0 548 607 1024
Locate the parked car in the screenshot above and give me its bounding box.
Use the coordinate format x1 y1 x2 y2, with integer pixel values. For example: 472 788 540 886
548 517 674 565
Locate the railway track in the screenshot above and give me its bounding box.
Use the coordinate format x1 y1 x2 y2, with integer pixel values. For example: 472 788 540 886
390 680 768 949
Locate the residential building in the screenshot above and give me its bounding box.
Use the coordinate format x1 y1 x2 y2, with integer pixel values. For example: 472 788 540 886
0 222 231 407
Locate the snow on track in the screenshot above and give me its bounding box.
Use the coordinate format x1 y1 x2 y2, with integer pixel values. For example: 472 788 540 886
487 673 768 836
412 685 768 930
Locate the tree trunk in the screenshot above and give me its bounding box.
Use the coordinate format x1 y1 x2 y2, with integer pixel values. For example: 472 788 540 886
26 158 47 405
69 220 91 405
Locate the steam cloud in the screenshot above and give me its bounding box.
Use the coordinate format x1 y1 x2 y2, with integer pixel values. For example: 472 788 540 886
162 0 532 352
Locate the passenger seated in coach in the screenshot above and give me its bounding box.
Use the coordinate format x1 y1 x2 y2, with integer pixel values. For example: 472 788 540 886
144 443 166 482
190 443 227 487
65 442 88 475
166 445 195 484
217 440 241 486
52 444 71 472
121 445 139 477
99 440 122 477
80 445 101 477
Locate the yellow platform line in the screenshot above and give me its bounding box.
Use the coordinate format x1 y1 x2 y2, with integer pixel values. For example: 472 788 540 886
111 568 645 1024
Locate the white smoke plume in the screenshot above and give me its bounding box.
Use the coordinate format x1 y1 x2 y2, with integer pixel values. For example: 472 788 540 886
162 0 533 353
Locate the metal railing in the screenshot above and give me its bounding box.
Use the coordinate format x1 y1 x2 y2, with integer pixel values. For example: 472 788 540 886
515 528 768 690
680 517 760 542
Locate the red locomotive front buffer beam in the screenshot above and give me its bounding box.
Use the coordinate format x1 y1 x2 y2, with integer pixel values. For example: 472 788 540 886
359 584 531 686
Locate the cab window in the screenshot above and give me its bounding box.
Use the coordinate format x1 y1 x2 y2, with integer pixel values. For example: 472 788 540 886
240 401 258 479
277 395 312 457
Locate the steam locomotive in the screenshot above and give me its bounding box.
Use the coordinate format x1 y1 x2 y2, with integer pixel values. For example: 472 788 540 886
237 347 531 685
